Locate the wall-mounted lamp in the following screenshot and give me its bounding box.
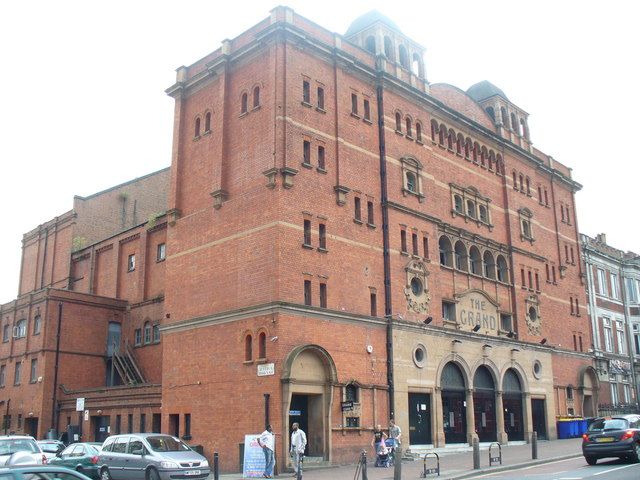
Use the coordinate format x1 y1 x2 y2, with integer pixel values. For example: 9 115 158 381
452 339 462 344
511 348 519 353
270 336 279 342
472 325 481 332
540 338 548 345
424 317 433 324
28 412 34 417
97 410 103 415
385 313 404 320
483 344 492 349
507 331 515 338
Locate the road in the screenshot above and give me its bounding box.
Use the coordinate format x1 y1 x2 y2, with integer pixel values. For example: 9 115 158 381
469 457 640 479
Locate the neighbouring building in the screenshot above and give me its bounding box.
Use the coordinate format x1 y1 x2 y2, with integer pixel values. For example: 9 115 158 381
2 7 599 473
581 233 640 412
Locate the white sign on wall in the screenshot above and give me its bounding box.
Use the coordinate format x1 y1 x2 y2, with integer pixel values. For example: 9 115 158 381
76 398 85 411
257 363 275 376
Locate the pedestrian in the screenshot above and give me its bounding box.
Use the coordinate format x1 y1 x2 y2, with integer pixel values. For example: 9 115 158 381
389 420 402 451
290 422 307 477
257 424 275 478
371 424 387 454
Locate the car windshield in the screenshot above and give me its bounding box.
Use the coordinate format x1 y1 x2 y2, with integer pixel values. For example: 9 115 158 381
145 436 190 452
0 439 39 454
588 418 628 431
39 443 62 453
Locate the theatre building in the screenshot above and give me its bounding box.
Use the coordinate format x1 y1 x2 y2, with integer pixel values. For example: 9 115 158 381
1 7 599 473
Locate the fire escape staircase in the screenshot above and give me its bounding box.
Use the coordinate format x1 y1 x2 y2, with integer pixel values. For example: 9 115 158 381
112 346 146 385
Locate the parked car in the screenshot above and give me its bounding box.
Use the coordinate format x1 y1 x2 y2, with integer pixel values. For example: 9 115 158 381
37 440 66 462
49 443 102 479
98 434 209 480
0 436 47 466
582 414 640 464
0 465 94 480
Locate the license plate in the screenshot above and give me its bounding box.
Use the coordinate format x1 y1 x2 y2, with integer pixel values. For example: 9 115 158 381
595 437 615 443
184 470 201 476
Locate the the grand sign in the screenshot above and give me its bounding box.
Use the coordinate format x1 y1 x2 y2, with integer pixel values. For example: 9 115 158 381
456 289 500 333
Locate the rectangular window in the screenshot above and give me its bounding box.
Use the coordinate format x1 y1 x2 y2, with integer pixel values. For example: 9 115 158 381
354 197 361 221
422 237 429 258
319 223 327 250
570 296 574 315
603 318 613 352
185 413 191 438
157 243 166 262
14 362 22 385
611 273 620 299
370 293 377 317
626 278 638 303
570 247 575 264
535 273 540 291
363 99 370 121
153 325 160 343
0 365 5 387
304 280 312 306
597 268 608 295
520 269 526 287
128 414 133 433
116 415 122 435
412 233 418 256
579 336 583 352
3 324 9 342
565 245 569 263
33 315 41 335
317 145 325 170
500 314 513 332
528 271 533 289
303 219 312 246
552 266 557 283
317 86 324 110
128 254 136 272
134 329 142 346
30 359 37 383
616 320 626 354
351 93 358 116
319 283 327 308
302 80 310 104
140 414 146 433
400 230 407 253
367 201 374 225
303 140 311 165
442 301 455 321
144 326 151 345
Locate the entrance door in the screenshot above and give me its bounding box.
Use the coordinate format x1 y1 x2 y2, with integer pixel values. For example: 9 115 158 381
531 399 547 440
473 392 496 442
503 396 524 441
289 395 309 455
93 416 111 443
442 391 467 443
408 393 432 445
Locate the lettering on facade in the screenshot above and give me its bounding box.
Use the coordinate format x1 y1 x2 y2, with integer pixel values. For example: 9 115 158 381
457 291 499 332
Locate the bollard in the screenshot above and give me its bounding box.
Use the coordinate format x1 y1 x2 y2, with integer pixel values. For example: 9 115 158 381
296 455 303 480
362 450 368 480
393 445 401 480
532 431 538 460
472 438 480 470
213 452 219 480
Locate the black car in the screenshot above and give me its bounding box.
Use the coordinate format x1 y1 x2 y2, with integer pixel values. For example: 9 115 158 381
582 414 640 465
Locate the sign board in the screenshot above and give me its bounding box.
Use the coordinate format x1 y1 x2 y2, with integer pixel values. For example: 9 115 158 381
84 410 89 421
341 401 354 412
257 363 275 376
242 434 275 478
76 398 85 412
457 290 499 332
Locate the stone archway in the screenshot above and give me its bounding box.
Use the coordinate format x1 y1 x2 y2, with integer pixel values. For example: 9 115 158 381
579 367 599 417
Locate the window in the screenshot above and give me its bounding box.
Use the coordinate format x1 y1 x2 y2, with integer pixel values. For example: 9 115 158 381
406 172 417 193
518 208 534 242
626 278 638 303
597 269 608 295
367 201 375 226
302 81 310 104
253 86 260 108
500 314 513 332
450 184 490 226
304 280 312 306
422 237 429 258
33 315 41 335
153 325 160 343
611 273 620 299
454 195 463 214
412 233 418 256
317 146 325 170
566 387 573 400
416 122 422 142
370 293 377 317
134 329 142 346
483 251 495 279
351 93 358 116
204 112 211 132
303 219 312 246
3 324 9 342
478 205 488 223
363 99 370 121
401 157 423 199
0 365 5 387
405 117 413 137
241 93 248 114
454 241 467 271
258 332 266 359
14 362 22 385
496 256 509 283
245 334 252 362
128 254 136 272
317 86 324 110
439 236 453 267
395 112 402 131
535 273 540 291
303 140 311 166
14 319 27 339
466 199 476 218
319 283 327 308
616 320 626 354
469 247 481 275
30 359 37 383
603 318 613 352
319 223 327 250
194 117 201 137
140 414 146 433
345 384 358 402
144 323 152 344
157 243 166 262
442 301 456 321
354 197 362 222
401 230 408 253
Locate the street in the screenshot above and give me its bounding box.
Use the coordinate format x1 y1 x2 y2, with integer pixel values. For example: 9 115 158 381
470 457 640 479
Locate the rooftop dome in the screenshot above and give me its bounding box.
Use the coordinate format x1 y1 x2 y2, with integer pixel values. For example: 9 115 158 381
466 80 509 102
344 10 402 37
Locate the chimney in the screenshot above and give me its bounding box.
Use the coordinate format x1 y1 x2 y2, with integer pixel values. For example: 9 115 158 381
595 233 607 245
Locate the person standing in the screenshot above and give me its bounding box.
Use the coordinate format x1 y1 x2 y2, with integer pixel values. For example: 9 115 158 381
290 422 306 477
371 425 387 453
389 420 402 451
257 424 275 478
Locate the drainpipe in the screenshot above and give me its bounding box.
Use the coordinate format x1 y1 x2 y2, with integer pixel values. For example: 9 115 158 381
51 302 62 433
376 84 394 419
40 227 49 290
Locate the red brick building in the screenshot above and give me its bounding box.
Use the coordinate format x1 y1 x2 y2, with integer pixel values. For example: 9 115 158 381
1 7 597 473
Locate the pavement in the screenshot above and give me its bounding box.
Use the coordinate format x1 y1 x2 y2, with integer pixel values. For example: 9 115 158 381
211 437 584 480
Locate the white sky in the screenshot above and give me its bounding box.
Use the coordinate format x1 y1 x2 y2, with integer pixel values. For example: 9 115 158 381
1 0 638 304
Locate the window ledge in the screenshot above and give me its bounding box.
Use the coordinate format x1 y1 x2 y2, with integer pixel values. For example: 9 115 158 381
350 112 361 119
400 250 410 256
317 247 329 254
317 167 328 174
239 112 248 118
366 223 376 229
363 118 373 125
302 243 314 250
202 130 211 137
416 140 424 145
192 135 201 142
406 135 414 141
243 360 255 365
316 107 326 114
353 218 364 225
301 162 313 169
251 105 261 112
395 130 404 136
302 101 312 108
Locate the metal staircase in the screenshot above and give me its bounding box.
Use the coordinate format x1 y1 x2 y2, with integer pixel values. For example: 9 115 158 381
113 346 146 385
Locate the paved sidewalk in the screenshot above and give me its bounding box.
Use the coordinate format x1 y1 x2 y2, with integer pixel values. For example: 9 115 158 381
212 437 584 480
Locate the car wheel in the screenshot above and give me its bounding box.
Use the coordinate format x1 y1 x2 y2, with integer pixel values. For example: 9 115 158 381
631 442 640 463
101 467 113 480
76 466 85 475
147 468 160 480
585 456 597 465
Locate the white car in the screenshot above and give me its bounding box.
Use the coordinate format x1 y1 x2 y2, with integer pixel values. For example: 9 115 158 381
0 435 47 465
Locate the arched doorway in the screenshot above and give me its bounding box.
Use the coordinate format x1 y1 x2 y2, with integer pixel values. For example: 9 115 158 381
473 366 497 442
441 362 467 443
282 346 336 463
502 368 524 441
580 367 599 417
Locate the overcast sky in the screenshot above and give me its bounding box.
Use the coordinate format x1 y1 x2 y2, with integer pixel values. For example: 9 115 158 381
1 0 638 304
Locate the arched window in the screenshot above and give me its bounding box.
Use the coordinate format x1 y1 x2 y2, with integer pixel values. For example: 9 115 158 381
485 106 495 122
365 36 376 54
456 134 464 155
526 177 531 195
438 124 446 146
520 174 525 191
483 251 495 279
447 129 455 150
472 143 480 163
15 319 27 339
245 334 253 362
398 45 409 68
144 322 152 344
496 256 509 283
439 236 453 267
411 53 422 76
496 155 504 175
241 93 248 114
346 384 359 402
383 36 393 59
465 138 472 159
253 86 260 108
511 113 518 131
512 171 518 189
194 117 201 137
478 205 488 223
406 171 417 192
405 117 412 137
488 151 495 171
480 147 488 167
469 247 482 275
204 112 211 132
454 241 468 271
501 107 508 126
466 199 476 218
431 120 438 142
395 112 402 132
415 122 422 142
454 195 463 213
258 332 266 359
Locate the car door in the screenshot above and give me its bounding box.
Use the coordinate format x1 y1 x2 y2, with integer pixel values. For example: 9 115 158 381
102 436 129 479
124 436 147 480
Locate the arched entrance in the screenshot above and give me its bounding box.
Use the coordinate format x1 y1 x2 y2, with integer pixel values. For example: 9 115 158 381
580 367 599 417
441 362 467 444
473 366 496 442
502 368 524 441
282 345 336 464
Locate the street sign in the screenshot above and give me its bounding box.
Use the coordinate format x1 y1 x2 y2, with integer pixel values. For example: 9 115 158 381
257 363 275 376
341 401 354 411
76 398 85 411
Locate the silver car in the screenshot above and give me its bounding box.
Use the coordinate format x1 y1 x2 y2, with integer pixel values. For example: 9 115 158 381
0 435 47 465
98 434 209 480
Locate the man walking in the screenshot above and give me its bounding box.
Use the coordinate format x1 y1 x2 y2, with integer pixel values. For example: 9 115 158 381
257 424 275 478
290 422 306 477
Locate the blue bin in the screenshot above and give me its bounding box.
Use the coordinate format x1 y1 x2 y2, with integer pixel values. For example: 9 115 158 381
569 419 579 437
557 420 571 439
578 419 588 435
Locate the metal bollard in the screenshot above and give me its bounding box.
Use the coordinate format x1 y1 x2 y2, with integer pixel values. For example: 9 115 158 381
297 455 303 480
532 431 538 460
472 438 480 470
213 452 219 480
361 450 368 480
393 446 401 480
